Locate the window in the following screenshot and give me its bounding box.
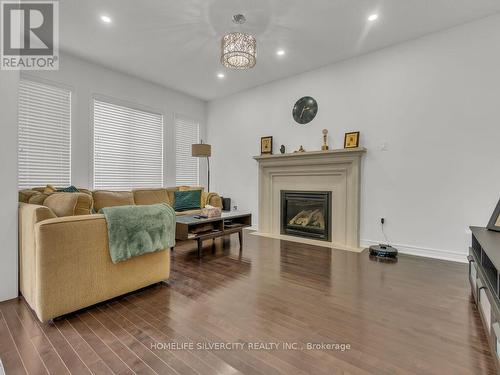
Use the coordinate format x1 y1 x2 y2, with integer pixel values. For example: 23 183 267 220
175 116 200 186
18 79 71 189
93 99 163 190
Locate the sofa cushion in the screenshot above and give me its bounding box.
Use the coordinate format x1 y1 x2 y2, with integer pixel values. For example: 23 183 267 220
174 190 202 212
19 189 41 203
43 192 93 217
178 186 204 206
78 188 92 196
29 193 50 205
93 190 134 212
133 188 170 206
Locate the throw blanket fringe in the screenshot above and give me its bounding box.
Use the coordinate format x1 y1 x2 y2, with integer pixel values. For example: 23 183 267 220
101 203 175 263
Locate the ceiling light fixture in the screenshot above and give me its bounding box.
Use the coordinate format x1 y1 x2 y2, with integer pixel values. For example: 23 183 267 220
217 72 225 79
276 49 285 56
100 15 112 23
368 14 379 22
221 14 257 70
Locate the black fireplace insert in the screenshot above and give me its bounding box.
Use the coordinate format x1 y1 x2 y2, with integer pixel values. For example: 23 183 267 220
280 190 331 241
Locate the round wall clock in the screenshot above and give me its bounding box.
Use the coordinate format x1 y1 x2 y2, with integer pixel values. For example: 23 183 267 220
292 96 318 124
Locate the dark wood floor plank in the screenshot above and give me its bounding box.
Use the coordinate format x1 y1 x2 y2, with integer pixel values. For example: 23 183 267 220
124 284 386 375
127 294 328 375
68 315 135 375
98 302 223 375
88 307 179 375
170 255 472 374
0 305 49 375
106 299 241 375
2 232 496 374
130 280 380 375
173 234 496 374
54 319 114 375
0 310 27 375
77 312 156 375
15 301 89 375
168 260 405 374
116 297 266 375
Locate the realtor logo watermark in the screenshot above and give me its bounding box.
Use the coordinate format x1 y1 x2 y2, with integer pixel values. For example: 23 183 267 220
1 0 59 70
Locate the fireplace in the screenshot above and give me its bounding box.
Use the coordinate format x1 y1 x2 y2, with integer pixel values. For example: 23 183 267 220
281 190 331 241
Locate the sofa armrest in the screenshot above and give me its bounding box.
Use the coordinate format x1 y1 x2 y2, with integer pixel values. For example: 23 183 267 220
18 203 57 309
201 192 222 208
32 214 169 321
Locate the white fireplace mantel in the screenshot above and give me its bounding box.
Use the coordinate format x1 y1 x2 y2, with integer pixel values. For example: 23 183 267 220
253 147 366 251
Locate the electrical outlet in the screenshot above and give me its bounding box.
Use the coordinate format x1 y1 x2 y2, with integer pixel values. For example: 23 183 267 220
233 205 238 211
380 218 385 225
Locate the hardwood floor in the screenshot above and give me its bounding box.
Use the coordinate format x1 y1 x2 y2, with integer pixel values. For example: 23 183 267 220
0 232 496 374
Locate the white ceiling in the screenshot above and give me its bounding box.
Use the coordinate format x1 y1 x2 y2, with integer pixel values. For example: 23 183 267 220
60 0 500 100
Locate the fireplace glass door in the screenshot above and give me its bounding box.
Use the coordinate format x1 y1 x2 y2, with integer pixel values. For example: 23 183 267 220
281 191 331 241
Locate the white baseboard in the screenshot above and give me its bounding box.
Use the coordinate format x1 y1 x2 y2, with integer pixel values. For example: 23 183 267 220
361 239 467 263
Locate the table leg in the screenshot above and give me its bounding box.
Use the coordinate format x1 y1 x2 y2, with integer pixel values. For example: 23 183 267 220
238 229 243 250
197 238 202 258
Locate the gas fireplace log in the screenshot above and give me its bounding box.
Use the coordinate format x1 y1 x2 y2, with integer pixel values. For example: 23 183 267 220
289 209 325 229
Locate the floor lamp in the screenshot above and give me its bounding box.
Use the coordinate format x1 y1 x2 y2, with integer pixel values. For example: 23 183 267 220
192 141 212 192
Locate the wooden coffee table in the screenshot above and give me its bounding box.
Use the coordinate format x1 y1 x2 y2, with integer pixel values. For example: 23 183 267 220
175 211 252 257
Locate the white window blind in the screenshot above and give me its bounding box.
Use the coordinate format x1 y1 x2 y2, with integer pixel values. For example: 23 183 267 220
93 100 163 190
18 79 71 189
175 116 199 186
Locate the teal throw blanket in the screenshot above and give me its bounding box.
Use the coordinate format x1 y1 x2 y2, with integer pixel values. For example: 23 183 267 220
101 203 175 264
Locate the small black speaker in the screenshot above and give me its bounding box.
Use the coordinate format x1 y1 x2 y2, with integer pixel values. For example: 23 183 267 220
222 197 231 211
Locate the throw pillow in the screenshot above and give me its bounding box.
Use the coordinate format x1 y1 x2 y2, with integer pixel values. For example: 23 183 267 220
174 190 201 212
57 185 80 193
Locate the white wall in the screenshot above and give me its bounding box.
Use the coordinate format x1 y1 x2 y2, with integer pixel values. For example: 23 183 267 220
207 14 500 262
25 52 207 189
0 70 19 301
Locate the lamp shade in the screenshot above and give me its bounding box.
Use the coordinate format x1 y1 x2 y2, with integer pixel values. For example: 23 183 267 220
192 143 211 157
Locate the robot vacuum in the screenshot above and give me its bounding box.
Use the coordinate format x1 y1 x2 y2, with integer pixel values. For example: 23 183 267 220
369 244 398 258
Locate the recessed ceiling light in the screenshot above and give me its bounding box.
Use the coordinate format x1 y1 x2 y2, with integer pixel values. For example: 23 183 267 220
100 15 112 24
368 14 379 22
217 72 225 79
276 49 285 56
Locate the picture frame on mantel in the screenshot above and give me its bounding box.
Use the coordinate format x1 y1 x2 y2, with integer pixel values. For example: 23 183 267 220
344 131 360 148
487 198 500 232
261 136 273 155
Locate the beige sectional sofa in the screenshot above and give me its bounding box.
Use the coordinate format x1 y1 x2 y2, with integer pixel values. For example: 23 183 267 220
18 186 222 321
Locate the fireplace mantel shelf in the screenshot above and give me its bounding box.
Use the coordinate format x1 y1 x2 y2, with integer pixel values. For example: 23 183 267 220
253 147 366 161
